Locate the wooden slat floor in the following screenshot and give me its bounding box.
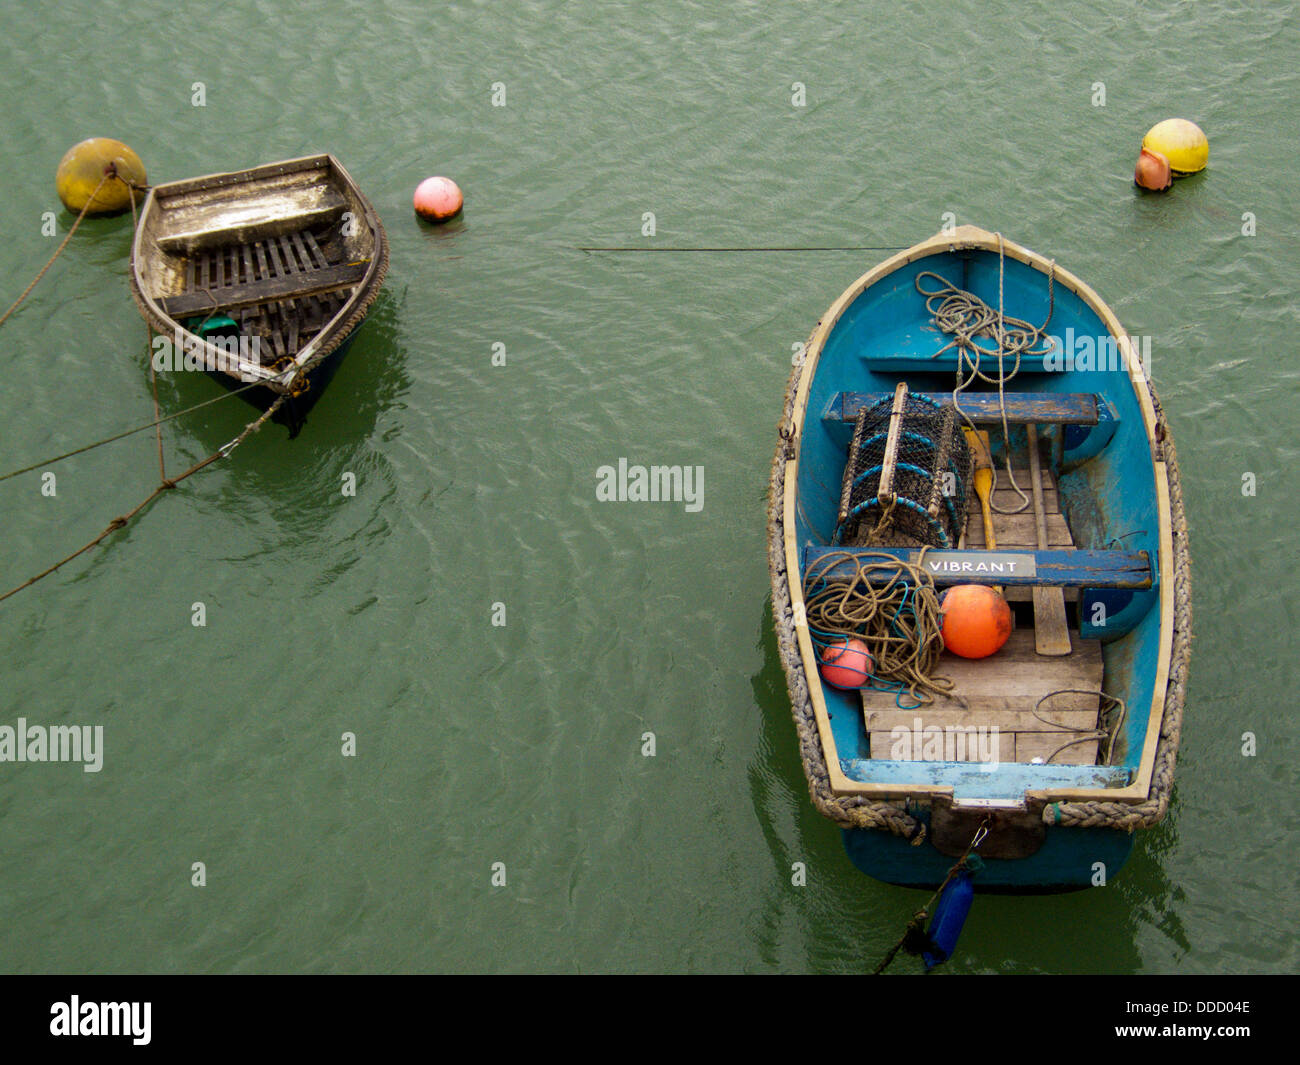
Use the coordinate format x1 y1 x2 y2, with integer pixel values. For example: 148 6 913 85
861 455 1106 765
174 230 353 365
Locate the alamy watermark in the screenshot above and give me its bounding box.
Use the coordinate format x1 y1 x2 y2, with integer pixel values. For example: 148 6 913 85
1043 328 1151 375
50 996 150 1045
889 718 1000 769
0 718 103 772
151 326 262 378
595 459 703 513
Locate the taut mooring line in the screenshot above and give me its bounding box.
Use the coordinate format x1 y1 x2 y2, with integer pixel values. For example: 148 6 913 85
577 245 910 253
0 379 284 484
0 171 112 330
0 395 288 604
0 166 296 604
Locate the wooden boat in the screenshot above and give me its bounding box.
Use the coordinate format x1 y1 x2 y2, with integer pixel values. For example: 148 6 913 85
129 154 388 434
767 226 1191 895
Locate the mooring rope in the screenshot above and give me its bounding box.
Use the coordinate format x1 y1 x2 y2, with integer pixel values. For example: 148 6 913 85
802 548 954 707
915 234 1057 516
0 394 287 604
0 171 114 331
0 169 297 605
0 377 287 484
873 818 989 974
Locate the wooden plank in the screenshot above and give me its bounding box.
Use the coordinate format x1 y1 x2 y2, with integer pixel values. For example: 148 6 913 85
1004 586 1079 603
861 629 1102 700
278 239 301 347
289 231 313 270
302 230 332 268
866 704 1098 732
876 382 909 505
159 261 368 317
965 513 1071 549
266 235 288 278
278 234 303 273
862 628 1104 764
155 186 347 254
1015 732 1100 765
833 391 1099 427
992 485 1057 511
804 546 1152 588
290 233 325 324
869 728 1016 763
252 239 270 280
1028 426 1072 655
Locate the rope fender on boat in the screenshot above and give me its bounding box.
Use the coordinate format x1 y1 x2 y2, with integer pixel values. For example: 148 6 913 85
766 298 1192 837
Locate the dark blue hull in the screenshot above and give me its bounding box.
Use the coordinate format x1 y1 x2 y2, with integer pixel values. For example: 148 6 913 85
205 327 358 437
843 822 1136 893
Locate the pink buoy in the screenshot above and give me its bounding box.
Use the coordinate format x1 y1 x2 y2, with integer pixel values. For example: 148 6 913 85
818 638 874 690
413 176 464 222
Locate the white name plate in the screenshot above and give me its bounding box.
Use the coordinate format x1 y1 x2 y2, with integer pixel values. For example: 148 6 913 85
914 551 1037 577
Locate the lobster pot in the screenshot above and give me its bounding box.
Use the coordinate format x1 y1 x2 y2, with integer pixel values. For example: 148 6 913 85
834 388 972 548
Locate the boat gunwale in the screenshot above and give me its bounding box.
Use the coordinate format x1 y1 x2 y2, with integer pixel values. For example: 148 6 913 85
129 153 388 390
778 225 1176 805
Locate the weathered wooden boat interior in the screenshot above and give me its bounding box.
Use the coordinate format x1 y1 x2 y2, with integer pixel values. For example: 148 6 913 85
132 155 381 382
162 229 359 370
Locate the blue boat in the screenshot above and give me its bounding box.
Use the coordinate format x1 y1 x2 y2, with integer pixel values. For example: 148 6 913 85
767 226 1191 895
129 154 388 435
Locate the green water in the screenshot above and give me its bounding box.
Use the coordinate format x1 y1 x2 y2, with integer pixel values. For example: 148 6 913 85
1 0 1297 974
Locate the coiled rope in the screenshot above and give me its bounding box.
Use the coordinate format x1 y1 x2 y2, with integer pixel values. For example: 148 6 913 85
915 233 1057 515
802 548 953 708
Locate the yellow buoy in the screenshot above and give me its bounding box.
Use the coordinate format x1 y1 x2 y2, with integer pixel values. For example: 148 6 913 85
1141 119 1208 176
55 138 147 216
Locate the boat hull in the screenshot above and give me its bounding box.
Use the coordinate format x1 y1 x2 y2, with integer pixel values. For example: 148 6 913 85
203 325 359 437
768 226 1190 893
842 823 1135 893
129 153 387 434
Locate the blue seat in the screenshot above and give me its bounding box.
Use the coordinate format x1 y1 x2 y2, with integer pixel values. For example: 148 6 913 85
802 545 1153 590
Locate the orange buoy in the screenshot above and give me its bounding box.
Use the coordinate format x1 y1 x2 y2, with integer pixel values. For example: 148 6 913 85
818 637 874 689
413 176 463 223
1134 147 1172 192
939 585 1012 659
